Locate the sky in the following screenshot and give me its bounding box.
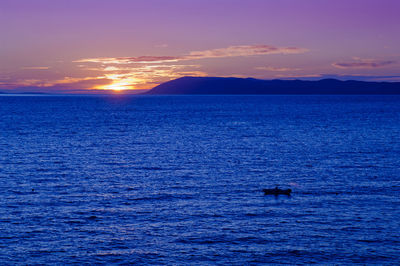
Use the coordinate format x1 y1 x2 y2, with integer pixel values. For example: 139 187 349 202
0 0 399 93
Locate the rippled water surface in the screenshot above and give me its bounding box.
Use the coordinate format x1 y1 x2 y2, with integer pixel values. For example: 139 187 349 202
0 95 400 264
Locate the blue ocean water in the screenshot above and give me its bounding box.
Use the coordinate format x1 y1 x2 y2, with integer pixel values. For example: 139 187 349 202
0 95 399 264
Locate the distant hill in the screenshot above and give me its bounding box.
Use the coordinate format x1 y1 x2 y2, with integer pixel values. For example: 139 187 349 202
0 91 44 95
146 76 400 95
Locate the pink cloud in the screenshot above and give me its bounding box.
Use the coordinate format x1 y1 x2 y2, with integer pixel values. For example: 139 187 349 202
75 44 308 65
75 56 180 64
255 66 301 72
185 45 307 60
20 66 50 70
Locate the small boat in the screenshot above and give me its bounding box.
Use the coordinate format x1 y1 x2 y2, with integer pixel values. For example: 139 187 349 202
263 187 292 196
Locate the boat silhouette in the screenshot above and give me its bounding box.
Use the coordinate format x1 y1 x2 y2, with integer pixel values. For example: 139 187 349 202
263 187 292 196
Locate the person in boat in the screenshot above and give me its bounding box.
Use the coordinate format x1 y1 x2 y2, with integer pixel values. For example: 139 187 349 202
263 186 291 195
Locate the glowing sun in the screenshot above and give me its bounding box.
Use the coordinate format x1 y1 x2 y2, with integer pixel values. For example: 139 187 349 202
96 74 148 92
104 83 128 91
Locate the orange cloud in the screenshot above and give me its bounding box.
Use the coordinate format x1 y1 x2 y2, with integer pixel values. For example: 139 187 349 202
4 77 112 93
69 44 308 92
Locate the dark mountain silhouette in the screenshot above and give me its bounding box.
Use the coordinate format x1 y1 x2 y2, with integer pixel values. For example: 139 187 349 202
146 76 400 95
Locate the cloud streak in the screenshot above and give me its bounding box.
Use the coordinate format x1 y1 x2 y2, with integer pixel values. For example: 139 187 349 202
255 66 301 72
332 59 396 69
2 77 112 93
185 45 307 60
75 44 308 65
76 56 180 64
20 66 50 70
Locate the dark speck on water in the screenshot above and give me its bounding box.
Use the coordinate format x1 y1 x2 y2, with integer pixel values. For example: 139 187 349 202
0 95 400 264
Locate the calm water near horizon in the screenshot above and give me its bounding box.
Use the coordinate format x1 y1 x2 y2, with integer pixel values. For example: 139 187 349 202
0 95 399 264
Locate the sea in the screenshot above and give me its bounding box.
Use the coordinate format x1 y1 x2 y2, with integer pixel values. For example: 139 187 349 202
0 95 399 265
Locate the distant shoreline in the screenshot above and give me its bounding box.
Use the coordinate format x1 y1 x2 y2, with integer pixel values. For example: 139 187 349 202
3 76 400 95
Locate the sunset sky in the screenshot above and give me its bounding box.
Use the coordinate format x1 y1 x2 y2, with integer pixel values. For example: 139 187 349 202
1 0 399 93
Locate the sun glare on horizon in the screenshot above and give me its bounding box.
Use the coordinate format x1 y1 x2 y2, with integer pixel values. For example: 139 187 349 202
103 83 129 91
98 74 144 91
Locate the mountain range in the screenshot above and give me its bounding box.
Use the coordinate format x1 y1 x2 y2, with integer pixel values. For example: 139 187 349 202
146 76 400 95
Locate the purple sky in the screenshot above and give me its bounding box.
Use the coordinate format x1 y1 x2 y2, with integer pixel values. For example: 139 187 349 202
1 0 399 93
